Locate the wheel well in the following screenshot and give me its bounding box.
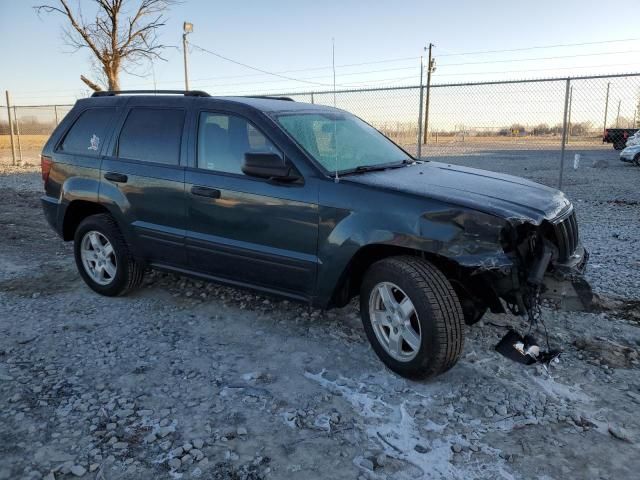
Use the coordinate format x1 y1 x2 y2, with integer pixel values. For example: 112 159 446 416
329 244 503 316
62 201 110 241
329 244 461 308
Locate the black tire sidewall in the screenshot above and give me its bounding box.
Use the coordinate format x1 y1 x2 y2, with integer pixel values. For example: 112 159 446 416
73 215 129 296
360 261 446 378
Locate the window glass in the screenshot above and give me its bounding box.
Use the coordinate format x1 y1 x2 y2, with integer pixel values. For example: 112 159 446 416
118 108 185 165
59 108 116 155
277 112 411 173
198 112 279 174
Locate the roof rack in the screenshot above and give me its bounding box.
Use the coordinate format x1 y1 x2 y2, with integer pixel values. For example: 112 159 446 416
244 95 295 102
91 90 210 97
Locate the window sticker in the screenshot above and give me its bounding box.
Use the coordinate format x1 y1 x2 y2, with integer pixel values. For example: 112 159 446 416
88 134 100 151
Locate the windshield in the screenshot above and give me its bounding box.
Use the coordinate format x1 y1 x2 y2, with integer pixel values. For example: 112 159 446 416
276 112 412 173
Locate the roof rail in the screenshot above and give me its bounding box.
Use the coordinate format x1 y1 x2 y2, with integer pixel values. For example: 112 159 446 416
244 95 295 102
91 90 210 97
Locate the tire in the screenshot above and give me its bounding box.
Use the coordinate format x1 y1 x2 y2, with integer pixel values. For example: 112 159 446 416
360 256 464 379
613 141 625 151
73 213 144 296
634 153 640 166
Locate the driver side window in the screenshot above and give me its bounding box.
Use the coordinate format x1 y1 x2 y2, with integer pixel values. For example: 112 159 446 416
197 112 279 175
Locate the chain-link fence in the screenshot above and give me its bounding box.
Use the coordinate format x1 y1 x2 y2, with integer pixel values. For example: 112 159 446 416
0 104 73 166
2 73 639 186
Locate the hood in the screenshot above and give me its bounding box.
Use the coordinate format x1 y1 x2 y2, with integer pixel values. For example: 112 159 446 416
346 161 570 223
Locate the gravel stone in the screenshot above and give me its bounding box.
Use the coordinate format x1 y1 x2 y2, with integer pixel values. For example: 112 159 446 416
70 465 87 476
1 156 639 479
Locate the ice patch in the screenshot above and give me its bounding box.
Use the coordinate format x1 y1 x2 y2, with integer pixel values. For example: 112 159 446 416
306 370 515 480
528 372 592 403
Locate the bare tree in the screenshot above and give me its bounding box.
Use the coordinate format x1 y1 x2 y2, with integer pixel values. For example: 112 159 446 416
35 0 175 91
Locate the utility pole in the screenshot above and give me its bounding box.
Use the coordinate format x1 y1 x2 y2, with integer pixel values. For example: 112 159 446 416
183 22 193 91
615 99 621 128
5 91 16 166
417 55 424 158
602 82 610 135
422 43 435 145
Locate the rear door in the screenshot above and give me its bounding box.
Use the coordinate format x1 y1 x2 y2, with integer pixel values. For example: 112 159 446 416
100 98 190 267
185 109 319 298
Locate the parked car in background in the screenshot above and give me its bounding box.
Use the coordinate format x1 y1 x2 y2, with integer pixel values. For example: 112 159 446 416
603 128 638 150
40 91 589 379
620 143 640 165
625 130 640 147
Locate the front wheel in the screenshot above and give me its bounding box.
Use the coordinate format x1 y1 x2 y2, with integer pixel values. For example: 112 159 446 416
73 213 144 296
360 256 465 379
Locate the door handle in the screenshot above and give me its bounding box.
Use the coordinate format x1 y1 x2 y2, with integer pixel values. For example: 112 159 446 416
191 186 221 199
104 172 128 183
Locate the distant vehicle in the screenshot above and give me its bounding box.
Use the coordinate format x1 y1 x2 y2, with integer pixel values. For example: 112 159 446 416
625 130 640 147
603 128 638 150
40 90 589 379
620 144 640 165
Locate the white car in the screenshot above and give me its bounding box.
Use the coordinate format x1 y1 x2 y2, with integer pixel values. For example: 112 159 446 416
620 143 640 165
625 130 640 147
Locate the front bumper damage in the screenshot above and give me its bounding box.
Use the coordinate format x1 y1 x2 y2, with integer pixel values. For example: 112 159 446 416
541 245 593 311
483 209 592 366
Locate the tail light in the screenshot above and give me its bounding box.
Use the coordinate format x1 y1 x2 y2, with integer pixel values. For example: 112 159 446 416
41 155 53 184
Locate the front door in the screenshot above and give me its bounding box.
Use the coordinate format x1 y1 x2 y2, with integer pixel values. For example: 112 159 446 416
185 111 319 298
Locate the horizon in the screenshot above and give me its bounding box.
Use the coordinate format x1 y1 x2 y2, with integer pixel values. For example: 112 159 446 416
1 0 640 106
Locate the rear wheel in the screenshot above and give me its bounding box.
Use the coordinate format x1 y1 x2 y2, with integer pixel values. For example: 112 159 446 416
613 141 625 150
73 214 144 296
633 153 640 166
360 256 465 379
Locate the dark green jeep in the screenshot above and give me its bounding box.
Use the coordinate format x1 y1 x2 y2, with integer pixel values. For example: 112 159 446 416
40 90 588 379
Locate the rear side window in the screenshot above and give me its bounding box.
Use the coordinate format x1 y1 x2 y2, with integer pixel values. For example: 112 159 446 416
59 108 115 155
118 108 185 165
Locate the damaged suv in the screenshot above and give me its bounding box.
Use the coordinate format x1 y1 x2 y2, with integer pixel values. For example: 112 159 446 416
40 91 589 379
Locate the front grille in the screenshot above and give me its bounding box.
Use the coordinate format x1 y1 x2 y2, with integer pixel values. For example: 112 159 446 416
553 209 579 261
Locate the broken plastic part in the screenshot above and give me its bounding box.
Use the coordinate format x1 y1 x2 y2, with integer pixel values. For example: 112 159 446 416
495 330 561 367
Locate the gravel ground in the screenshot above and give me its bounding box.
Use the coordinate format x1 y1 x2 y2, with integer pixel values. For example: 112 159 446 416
1 149 639 480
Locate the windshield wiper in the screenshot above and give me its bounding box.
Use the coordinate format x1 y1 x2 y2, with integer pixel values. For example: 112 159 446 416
341 159 413 176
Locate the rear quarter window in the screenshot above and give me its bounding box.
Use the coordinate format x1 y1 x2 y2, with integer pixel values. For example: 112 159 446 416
58 108 116 155
117 108 185 165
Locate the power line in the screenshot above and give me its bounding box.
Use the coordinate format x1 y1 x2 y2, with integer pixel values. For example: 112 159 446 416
434 62 640 78
438 37 640 57
191 42 369 88
184 65 421 89
439 50 640 67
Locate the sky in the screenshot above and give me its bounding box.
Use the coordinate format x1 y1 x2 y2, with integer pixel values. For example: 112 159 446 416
1 0 639 105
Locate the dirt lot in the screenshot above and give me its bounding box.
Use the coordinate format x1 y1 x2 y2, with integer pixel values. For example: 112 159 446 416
1 149 639 480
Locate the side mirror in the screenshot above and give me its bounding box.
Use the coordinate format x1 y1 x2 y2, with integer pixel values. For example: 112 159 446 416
242 153 298 181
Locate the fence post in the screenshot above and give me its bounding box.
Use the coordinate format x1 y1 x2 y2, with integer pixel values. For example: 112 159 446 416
310 92 314 104
558 78 571 190
5 91 16 166
566 86 573 144
602 82 610 136
13 106 23 165
54 105 59 125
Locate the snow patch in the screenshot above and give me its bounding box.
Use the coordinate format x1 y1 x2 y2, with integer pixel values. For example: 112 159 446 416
306 370 515 480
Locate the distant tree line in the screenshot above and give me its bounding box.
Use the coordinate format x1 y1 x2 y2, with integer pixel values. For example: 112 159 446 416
0 117 56 135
